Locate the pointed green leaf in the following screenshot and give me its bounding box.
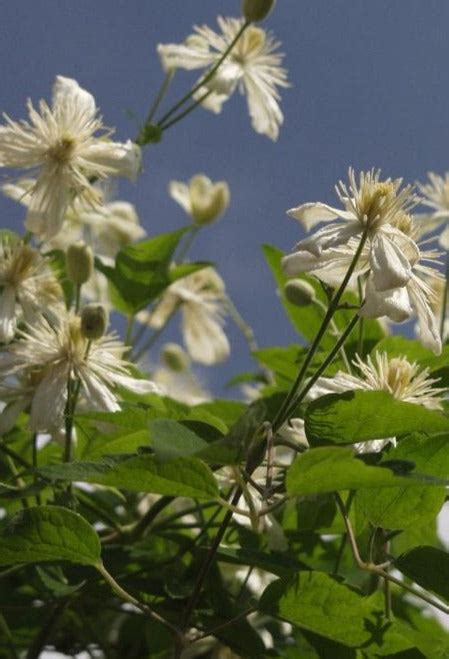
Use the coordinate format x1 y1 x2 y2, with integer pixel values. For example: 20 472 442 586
395 546 449 602
0 506 101 568
305 390 449 446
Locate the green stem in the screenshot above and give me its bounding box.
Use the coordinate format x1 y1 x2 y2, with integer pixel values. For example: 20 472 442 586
272 231 368 433
26 600 68 659
132 304 178 362
63 378 74 464
159 90 213 132
225 296 258 353
136 69 175 144
440 250 449 340
357 276 365 358
75 283 81 313
97 563 182 642
125 314 135 347
31 433 41 505
157 20 250 128
176 225 200 262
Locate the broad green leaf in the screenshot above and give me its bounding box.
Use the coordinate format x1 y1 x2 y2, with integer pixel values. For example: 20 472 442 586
259 572 412 651
38 454 219 500
0 506 101 567
357 434 449 529
95 228 188 313
148 419 208 461
253 345 306 381
305 390 449 446
395 546 449 602
215 547 306 577
83 429 149 460
286 446 444 497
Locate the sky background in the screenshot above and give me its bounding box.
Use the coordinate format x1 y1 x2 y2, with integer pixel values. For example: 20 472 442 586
1 0 449 395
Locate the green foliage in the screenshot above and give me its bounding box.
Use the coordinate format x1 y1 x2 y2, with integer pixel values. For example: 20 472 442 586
395 546 449 602
305 389 449 446
0 506 101 567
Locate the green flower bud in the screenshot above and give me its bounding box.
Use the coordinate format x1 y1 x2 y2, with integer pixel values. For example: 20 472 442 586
284 279 316 306
66 241 93 285
161 343 190 372
242 0 276 22
80 304 108 340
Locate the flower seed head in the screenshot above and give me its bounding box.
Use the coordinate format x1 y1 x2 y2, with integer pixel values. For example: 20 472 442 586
161 343 190 372
66 241 94 285
284 279 316 306
80 304 108 340
242 0 276 22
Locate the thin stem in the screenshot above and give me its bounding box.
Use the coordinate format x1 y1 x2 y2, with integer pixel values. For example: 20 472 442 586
226 296 259 353
193 607 256 643
159 90 213 132
282 315 359 422
97 563 183 643
31 433 41 506
26 600 68 659
4 454 28 508
75 283 81 313
135 69 175 144
315 298 351 373
63 378 74 464
384 572 392 620
157 20 250 127
357 276 365 358
333 491 354 575
132 304 178 362
125 314 135 347
272 231 368 433
440 250 449 339
335 492 449 616
176 225 200 262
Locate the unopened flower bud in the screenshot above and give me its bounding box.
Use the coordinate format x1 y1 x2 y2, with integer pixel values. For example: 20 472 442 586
189 175 230 225
66 242 93 285
284 279 316 306
81 304 108 340
242 0 276 22
161 343 190 372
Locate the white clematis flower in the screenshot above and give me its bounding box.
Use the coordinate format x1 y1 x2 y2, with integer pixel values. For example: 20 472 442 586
309 351 447 453
416 172 449 249
158 17 289 140
139 267 230 365
0 311 158 432
283 169 419 293
0 238 63 343
0 76 141 239
169 174 230 225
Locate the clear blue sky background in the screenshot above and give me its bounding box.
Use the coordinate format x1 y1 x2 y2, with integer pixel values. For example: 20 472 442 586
1 1 448 394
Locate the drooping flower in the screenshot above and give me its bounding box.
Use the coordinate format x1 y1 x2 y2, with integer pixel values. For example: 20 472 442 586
0 238 63 343
0 76 141 239
416 172 449 248
158 17 289 140
283 169 419 293
0 311 158 432
309 351 447 453
152 343 210 405
169 174 230 225
140 267 230 365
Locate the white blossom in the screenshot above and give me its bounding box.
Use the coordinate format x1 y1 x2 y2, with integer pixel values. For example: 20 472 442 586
140 267 230 365
169 174 230 225
0 238 63 343
158 17 289 141
0 311 158 432
0 76 141 239
416 172 449 248
309 351 447 453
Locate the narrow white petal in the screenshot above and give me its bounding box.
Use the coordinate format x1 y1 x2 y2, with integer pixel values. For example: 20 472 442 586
0 286 17 343
29 363 69 432
79 140 141 181
408 277 442 355
52 76 96 120
111 372 160 394
360 277 413 322
169 181 192 215
183 306 230 365
287 202 355 230
297 221 361 257
157 43 215 72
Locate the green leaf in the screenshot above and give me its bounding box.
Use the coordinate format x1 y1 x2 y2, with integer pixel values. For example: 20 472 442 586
305 390 449 446
286 446 443 497
254 345 306 381
95 228 188 313
38 454 219 500
356 434 449 529
259 572 411 650
395 546 449 602
373 336 449 386
0 506 101 568
148 419 208 461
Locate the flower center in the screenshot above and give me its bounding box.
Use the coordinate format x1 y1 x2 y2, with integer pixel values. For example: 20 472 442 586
4 245 37 286
387 358 415 397
232 26 265 63
359 181 396 229
47 136 76 165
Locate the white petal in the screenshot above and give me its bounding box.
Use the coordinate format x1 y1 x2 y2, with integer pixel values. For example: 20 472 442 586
78 368 121 412
183 305 230 365
147 293 178 330
80 140 141 181
243 71 283 141
0 397 31 435
297 221 361 257
169 181 192 215
408 277 442 355
287 202 355 230
52 76 96 121
0 286 17 343
370 233 413 292
25 172 70 239
354 438 396 454
111 372 160 395
29 363 69 432
157 42 215 72
360 277 413 322
440 225 449 250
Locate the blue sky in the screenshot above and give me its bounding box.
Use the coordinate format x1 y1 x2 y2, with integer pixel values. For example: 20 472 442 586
1 1 449 393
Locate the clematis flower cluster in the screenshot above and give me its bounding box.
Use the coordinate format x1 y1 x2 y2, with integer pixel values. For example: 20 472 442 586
282 168 443 354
